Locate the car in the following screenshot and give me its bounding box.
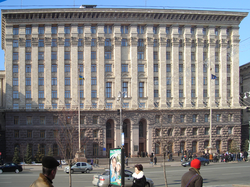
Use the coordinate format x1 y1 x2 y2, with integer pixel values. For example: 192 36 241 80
196 157 209 166
181 161 190 167
92 169 154 187
0 163 23 173
64 162 93 174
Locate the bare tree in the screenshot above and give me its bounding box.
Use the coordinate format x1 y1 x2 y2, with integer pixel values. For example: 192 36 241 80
55 110 79 187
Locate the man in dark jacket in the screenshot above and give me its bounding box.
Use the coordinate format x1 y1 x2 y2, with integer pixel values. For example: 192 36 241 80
181 158 203 187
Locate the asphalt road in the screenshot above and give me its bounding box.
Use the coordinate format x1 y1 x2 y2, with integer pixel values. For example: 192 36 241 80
0 162 250 187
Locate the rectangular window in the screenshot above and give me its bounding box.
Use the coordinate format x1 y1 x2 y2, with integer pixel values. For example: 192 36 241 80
138 64 144 72
168 115 173 123
13 78 18 86
192 114 197 122
138 39 144 47
38 65 44 73
52 103 57 109
122 64 128 72
64 52 70 60
167 89 171 98
191 52 195 61
104 25 112 34
228 127 233 134
179 64 183 72
215 89 219 97
178 27 183 34
40 130 45 138
51 27 57 34
52 90 57 98
154 77 158 85
38 78 44 86
14 116 19 125
91 77 97 85
65 64 70 72
105 39 111 46
64 26 70 34
40 116 45 125
203 28 206 35
166 27 170 34
180 128 185 136
26 78 31 86
26 116 32 125
153 52 158 60
216 127 221 135
203 77 207 85
205 127 209 135
27 130 32 138
167 77 171 85
192 77 195 85
26 52 31 60
26 27 32 35
153 26 157 34
13 40 18 47
13 91 19 99
106 103 112 109
38 39 44 47
92 102 97 108
80 90 84 98
154 90 158 98
13 27 19 35
191 89 196 98
179 52 183 60
138 52 144 60
26 40 31 47
65 77 70 86
191 64 195 72
91 90 97 98
13 65 18 73
39 91 44 98
14 130 19 138
78 39 83 47
91 51 96 59
91 26 96 34
13 104 19 109
106 82 112 98
180 115 185 123
65 90 71 98
193 128 198 135
153 39 157 47
91 39 96 46
139 82 144 97
65 38 70 47
179 77 183 85
51 39 57 47
204 114 209 122
105 64 112 72
38 52 44 60
120 26 128 34
179 89 183 98
80 79 83 86
122 82 128 94
78 26 83 34
79 64 83 72
105 52 111 59
203 89 207 97
91 64 96 72
121 39 128 46
137 26 144 34
38 27 44 34
52 77 57 85
166 64 171 72
51 52 57 60
39 103 44 109
216 114 221 122
13 53 18 61
26 91 31 99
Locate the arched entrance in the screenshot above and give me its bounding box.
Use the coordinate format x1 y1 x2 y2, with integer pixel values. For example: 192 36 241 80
216 140 221 153
106 119 114 157
139 119 147 156
123 119 131 157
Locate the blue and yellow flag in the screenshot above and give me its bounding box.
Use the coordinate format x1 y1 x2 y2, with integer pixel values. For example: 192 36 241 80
79 75 84 80
211 74 217 79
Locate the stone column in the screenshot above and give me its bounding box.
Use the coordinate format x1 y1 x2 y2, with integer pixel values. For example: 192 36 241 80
171 25 180 107
147 124 154 155
131 121 139 157
159 35 167 108
130 25 138 109
58 25 65 108
208 27 216 107
97 25 105 109
5 26 13 108
71 25 78 109
196 38 204 107
231 26 240 107
219 27 228 108
44 25 52 109
146 34 154 109
83 24 91 109
184 37 191 108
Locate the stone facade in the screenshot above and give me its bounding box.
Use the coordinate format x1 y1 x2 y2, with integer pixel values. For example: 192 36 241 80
1 8 248 160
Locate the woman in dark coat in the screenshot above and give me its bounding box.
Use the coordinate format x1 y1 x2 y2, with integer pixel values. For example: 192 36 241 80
132 164 146 187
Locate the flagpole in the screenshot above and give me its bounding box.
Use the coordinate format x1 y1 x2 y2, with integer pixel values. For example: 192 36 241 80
78 68 81 152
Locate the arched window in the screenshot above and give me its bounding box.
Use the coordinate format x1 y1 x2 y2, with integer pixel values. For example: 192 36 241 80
106 122 112 138
180 141 185 153
192 141 197 153
228 140 232 152
123 122 128 138
155 142 160 154
139 121 144 137
204 140 209 149
167 128 173 136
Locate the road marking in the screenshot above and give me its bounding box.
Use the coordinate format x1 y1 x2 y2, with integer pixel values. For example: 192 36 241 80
221 173 241 175
0 182 11 183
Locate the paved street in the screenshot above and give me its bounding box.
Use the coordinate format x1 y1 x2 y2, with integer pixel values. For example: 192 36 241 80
0 161 249 187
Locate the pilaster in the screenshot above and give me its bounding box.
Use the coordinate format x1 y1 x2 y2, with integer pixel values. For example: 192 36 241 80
184 37 192 108
45 36 52 109
196 38 204 107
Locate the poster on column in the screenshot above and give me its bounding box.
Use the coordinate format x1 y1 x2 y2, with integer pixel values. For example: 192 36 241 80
109 148 123 186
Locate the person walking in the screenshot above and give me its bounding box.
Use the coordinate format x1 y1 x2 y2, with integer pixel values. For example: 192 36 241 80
29 156 59 187
181 158 203 187
154 156 157 165
132 164 146 187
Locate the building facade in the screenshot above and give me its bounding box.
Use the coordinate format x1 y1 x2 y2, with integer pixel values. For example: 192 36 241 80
1 8 248 160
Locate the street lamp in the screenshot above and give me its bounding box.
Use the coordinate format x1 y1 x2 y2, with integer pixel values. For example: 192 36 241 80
117 91 127 147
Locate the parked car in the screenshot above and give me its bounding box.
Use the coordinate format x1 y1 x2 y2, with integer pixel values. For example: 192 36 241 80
0 163 23 173
64 162 93 174
181 157 209 167
92 169 154 187
197 157 209 166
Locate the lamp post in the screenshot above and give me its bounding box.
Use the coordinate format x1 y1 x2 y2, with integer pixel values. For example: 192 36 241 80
117 91 127 147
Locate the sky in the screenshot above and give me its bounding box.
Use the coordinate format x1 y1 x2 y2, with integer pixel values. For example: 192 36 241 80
0 0 249 70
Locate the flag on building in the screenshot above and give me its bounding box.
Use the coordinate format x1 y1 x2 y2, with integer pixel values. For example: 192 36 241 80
79 75 84 80
211 74 217 79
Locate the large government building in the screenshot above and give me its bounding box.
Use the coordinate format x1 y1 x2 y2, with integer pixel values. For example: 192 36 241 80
1 7 248 160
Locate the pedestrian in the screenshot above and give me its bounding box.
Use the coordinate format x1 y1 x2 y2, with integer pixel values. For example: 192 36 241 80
125 158 128 166
181 158 203 187
132 164 146 187
154 156 157 165
29 156 59 187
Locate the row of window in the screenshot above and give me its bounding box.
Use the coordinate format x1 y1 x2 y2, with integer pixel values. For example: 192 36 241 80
13 25 232 35
155 126 234 137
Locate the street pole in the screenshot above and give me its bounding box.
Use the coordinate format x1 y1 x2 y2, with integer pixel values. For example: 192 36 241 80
78 68 81 152
120 92 123 148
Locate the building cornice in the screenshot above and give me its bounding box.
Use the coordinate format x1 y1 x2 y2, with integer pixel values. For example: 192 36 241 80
1 8 248 50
